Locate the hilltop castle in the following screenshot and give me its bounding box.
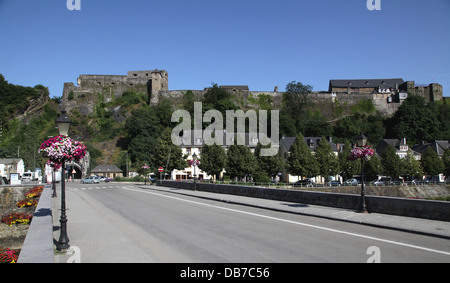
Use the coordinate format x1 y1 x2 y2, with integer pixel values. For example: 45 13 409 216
62 69 443 116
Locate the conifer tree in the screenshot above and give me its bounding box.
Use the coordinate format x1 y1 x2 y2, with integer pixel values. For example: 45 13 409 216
287 133 319 179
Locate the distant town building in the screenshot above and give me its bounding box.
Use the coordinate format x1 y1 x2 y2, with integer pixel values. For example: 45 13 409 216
90 164 123 179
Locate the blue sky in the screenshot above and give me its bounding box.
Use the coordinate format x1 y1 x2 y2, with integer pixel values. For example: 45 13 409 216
0 0 449 97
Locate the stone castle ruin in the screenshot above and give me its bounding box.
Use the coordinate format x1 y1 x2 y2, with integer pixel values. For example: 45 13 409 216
62 70 168 114
62 69 443 117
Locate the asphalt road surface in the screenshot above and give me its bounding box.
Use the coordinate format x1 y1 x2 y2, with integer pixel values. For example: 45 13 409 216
54 182 450 263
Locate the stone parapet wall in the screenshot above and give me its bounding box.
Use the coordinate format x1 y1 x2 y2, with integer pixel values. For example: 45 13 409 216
157 181 450 221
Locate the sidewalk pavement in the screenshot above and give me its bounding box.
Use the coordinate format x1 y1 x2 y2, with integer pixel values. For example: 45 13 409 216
53 183 450 263
139 184 450 239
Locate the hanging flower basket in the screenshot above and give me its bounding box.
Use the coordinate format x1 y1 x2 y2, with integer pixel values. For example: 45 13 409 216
349 145 374 162
188 159 200 167
39 135 87 169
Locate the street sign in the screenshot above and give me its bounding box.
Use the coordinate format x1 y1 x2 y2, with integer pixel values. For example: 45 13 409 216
158 167 164 173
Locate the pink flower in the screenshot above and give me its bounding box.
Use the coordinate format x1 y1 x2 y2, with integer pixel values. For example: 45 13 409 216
349 145 374 161
39 135 87 168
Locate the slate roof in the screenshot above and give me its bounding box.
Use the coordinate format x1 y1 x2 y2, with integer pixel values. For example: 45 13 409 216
220 85 250 91
329 79 404 90
412 140 450 156
174 130 264 148
280 137 339 152
91 165 123 173
0 158 23 165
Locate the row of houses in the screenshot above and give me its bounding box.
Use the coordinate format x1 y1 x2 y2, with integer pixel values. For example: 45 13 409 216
171 132 449 183
2 136 448 184
280 136 449 183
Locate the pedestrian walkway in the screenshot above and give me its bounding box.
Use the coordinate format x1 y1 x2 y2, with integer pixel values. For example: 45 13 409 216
138 184 450 239
52 184 160 263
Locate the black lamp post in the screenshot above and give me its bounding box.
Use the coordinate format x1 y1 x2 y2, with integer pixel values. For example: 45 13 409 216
192 152 197 191
356 133 368 213
55 110 72 251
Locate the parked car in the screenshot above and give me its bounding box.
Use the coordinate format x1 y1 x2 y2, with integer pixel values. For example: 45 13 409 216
293 179 314 187
21 172 33 181
81 176 100 184
326 180 341 187
372 177 391 186
344 178 361 186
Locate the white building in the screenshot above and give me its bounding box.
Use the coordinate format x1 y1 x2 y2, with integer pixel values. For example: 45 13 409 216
171 130 262 181
0 158 25 179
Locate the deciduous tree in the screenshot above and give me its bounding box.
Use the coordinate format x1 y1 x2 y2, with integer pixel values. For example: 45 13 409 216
287 133 319 178
198 144 227 181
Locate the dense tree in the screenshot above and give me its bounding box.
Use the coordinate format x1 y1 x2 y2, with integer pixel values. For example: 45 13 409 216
381 146 402 178
287 133 319 178
125 107 161 139
0 74 48 118
315 138 339 181
254 143 285 182
443 149 450 177
421 147 444 176
202 84 238 116
302 110 333 137
388 95 440 143
431 101 450 140
124 107 161 163
281 81 313 137
198 144 227 181
401 150 423 180
338 142 360 181
283 81 312 115
333 113 385 145
225 145 258 181
152 128 187 175
364 155 382 181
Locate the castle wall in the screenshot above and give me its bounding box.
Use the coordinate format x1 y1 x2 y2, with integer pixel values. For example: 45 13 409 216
61 70 443 118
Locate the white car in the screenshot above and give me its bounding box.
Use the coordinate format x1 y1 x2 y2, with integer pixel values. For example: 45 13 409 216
81 176 100 184
22 172 33 181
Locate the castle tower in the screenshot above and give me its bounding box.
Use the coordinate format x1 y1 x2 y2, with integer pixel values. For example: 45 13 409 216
149 70 168 104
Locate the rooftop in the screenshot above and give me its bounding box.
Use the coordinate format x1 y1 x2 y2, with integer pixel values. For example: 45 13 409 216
329 79 405 90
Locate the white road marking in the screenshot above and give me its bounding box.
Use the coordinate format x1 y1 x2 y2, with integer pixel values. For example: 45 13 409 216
122 186 450 257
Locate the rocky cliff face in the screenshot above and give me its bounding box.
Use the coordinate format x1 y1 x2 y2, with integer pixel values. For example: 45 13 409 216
16 91 51 124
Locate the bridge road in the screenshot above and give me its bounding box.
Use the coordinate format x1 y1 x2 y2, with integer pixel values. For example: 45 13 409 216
52 182 450 263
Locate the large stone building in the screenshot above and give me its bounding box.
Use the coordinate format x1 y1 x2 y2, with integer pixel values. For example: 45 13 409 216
62 69 444 117
329 78 443 103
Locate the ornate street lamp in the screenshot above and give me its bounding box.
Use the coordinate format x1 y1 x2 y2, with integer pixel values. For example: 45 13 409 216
356 133 368 213
55 110 71 137
55 110 72 251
